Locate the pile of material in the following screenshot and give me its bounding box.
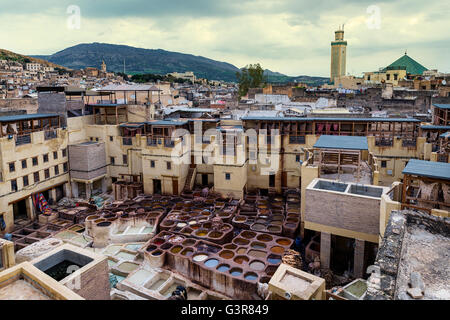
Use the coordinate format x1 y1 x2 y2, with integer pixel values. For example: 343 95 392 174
282 249 303 270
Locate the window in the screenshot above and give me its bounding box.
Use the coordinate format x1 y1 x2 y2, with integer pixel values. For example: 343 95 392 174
90 137 93 141
44 169 50 179
54 165 59 175
386 74 390 80
249 151 256 160
23 176 29 187
32 157 38 166
8 162 15 173
96 138 99 142
123 155 128 165
109 136 113 142
33 172 40 183
296 155 301 163
110 157 115 165
62 148 67 157
394 74 398 80
381 160 387 168
225 173 231 180
43 154 49 163
21 159 27 169
11 179 17 192
63 163 68 172
150 160 155 168
167 162 172 170
53 151 58 160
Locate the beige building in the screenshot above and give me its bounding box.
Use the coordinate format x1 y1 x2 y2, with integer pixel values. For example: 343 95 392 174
330 27 347 83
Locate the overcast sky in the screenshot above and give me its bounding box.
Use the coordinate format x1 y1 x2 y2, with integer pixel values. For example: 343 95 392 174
1 0 449 77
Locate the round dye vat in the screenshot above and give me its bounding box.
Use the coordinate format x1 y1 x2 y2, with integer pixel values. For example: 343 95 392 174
209 231 223 239
276 239 291 246
230 268 243 277
193 254 208 262
219 250 234 259
154 238 164 245
237 247 247 254
181 248 193 256
182 239 196 246
256 234 273 242
195 230 208 237
251 242 266 249
224 244 237 250
177 222 187 228
161 243 173 250
265 266 277 276
249 261 265 271
252 224 265 231
267 256 281 264
241 231 256 239
271 246 284 254
217 265 230 272
204 259 219 268
233 256 249 264
170 246 182 254
260 276 271 284
234 217 246 222
248 250 266 258
233 238 249 246
271 221 283 226
146 245 157 252
244 272 258 281
285 223 297 228
268 226 280 232
152 250 163 256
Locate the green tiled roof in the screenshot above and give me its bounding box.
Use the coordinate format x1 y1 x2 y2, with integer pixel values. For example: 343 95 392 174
383 54 428 75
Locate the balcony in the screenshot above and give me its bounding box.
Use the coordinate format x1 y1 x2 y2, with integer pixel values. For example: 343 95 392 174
44 129 58 140
15 134 31 146
375 138 393 147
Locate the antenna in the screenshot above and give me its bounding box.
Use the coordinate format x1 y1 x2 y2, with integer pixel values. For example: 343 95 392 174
342 23 345 31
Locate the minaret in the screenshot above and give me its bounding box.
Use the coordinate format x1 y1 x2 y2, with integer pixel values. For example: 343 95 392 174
330 25 347 83
101 60 107 73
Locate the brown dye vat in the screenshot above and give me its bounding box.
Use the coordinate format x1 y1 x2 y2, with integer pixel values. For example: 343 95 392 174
248 250 266 258
182 239 196 246
285 223 297 228
260 276 271 284
271 221 283 226
224 244 237 250
234 216 246 222
256 234 273 242
237 247 247 254
276 239 291 246
219 250 235 259
265 266 277 276
233 256 249 265
255 218 268 224
270 246 284 254
233 238 249 246
240 231 256 239
267 225 281 232
249 260 266 271
209 231 223 239
287 218 299 223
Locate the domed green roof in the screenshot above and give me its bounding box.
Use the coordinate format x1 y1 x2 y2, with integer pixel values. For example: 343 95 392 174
383 53 428 75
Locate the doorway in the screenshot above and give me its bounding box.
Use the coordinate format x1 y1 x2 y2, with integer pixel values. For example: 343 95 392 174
153 179 162 194
172 179 178 195
269 174 276 188
13 199 28 222
202 174 208 186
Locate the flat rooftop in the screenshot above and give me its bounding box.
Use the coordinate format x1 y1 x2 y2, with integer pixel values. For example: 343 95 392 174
313 135 368 150
402 159 450 181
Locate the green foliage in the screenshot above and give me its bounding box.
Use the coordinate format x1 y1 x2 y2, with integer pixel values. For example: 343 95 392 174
236 63 267 98
130 73 191 84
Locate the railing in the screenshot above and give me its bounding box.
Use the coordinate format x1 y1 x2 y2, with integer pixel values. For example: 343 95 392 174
15 134 31 146
44 129 57 140
147 137 158 146
402 139 416 148
164 138 175 148
437 153 449 163
122 137 132 146
289 135 306 144
375 138 393 147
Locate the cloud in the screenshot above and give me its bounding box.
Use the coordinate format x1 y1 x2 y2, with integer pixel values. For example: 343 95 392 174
0 0 448 76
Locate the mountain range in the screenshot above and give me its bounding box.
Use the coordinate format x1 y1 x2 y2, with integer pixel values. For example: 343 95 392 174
29 42 329 85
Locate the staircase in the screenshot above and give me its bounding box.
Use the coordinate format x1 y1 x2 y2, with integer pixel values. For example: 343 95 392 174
183 167 197 192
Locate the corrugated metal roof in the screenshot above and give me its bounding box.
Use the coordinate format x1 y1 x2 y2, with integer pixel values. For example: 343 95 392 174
314 135 368 150
402 159 450 181
146 120 188 126
0 113 59 122
432 104 450 110
440 131 450 139
242 116 420 122
119 123 145 128
420 125 450 130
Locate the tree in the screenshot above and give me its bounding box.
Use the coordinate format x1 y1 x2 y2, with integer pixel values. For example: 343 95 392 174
236 63 267 98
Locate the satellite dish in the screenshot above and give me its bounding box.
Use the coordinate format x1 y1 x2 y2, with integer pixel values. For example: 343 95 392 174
442 80 447 85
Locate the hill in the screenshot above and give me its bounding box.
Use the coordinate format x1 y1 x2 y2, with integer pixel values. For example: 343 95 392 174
30 42 329 85
0 49 67 70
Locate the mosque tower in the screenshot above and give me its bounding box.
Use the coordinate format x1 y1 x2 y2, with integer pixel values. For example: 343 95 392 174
330 25 347 83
